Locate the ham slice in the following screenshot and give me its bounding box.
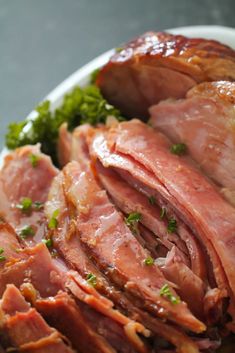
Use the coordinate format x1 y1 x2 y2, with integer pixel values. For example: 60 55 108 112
46 172 200 353
0 284 74 353
89 119 235 328
0 144 58 245
97 32 235 118
60 160 205 333
149 81 235 206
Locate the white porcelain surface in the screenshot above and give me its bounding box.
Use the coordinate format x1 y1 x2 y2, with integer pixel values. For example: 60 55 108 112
1 25 235 163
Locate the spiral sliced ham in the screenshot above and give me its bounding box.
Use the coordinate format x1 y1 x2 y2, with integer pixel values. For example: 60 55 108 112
97 32 235 118
89 119 235 329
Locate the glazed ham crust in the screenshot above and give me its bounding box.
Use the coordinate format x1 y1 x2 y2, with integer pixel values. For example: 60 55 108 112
97 32 235 118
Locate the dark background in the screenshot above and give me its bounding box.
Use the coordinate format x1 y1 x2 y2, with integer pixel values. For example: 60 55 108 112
0 0 235 146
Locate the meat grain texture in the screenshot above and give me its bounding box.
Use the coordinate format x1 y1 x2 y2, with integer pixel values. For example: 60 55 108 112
1 31 235 353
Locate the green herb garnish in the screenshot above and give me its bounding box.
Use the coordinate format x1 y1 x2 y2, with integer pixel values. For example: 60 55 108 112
170 143 187 156
42 238 53 248
160 207 166 219
144 257 154 266
29 153 40 167
86 273 97 287
167 218 177 233
48 209 60 229
0 248 6 262
125 212 141 235
34 201 44 210
148 196 156 205
115 47 124 53
6 85 124 164
160 284 180 304
125 212 141 225
16 197 32 212
19 225 35 239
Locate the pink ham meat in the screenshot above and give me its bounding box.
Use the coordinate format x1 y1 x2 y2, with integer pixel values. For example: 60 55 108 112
89 119 235 329
149 81 235 206
46 173 200 353
0 225 64 297
96 163 205 318
0 223 148 353
97 32 235 118
95 162 206 279
59 160 205 334
0 144 58 245
0 284 74 353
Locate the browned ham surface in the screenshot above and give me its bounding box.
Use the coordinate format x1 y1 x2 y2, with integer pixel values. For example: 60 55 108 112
0 285 75 353
97 32 235 118
149 81 235 206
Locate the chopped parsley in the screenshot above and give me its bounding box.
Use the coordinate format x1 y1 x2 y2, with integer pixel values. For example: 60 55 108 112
42 238 53 248
86 273 97 287
148 196 156 205
48 209 60 229
19 225 35 239
29 153 40 167
160 207 166 219
115 47 124 53
16 197 32 212
125 212 141 235
125 212 141 224
170 143 187 156
6 85 124 164
167 218 177 233
144 256 154 266
160 284 180 304
0 248 6 262
33 201 44 210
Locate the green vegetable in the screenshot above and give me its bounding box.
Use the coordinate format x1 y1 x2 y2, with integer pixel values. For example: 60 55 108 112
86 273 97 287
159 284 180 304
48 209 60 229
16 197 32 212
29 153 40 167
34 201 44 210
0 248 6 262
6 85 124 164
115 47 124 53
167 218 177 233
125 212 141 236
19 225 35 239
144 256 154 266
148 196 156 205
125 212 141 224
170 143 187 156
160 207 166 219
42 238 53 248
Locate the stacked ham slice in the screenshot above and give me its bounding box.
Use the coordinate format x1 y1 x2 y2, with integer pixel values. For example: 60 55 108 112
1 31 235 352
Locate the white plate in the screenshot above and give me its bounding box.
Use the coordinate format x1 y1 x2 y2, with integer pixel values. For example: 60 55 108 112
1 25 235 162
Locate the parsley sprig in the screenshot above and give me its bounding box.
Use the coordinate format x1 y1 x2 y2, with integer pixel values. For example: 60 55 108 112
6 85 124 164
160 284 180 304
